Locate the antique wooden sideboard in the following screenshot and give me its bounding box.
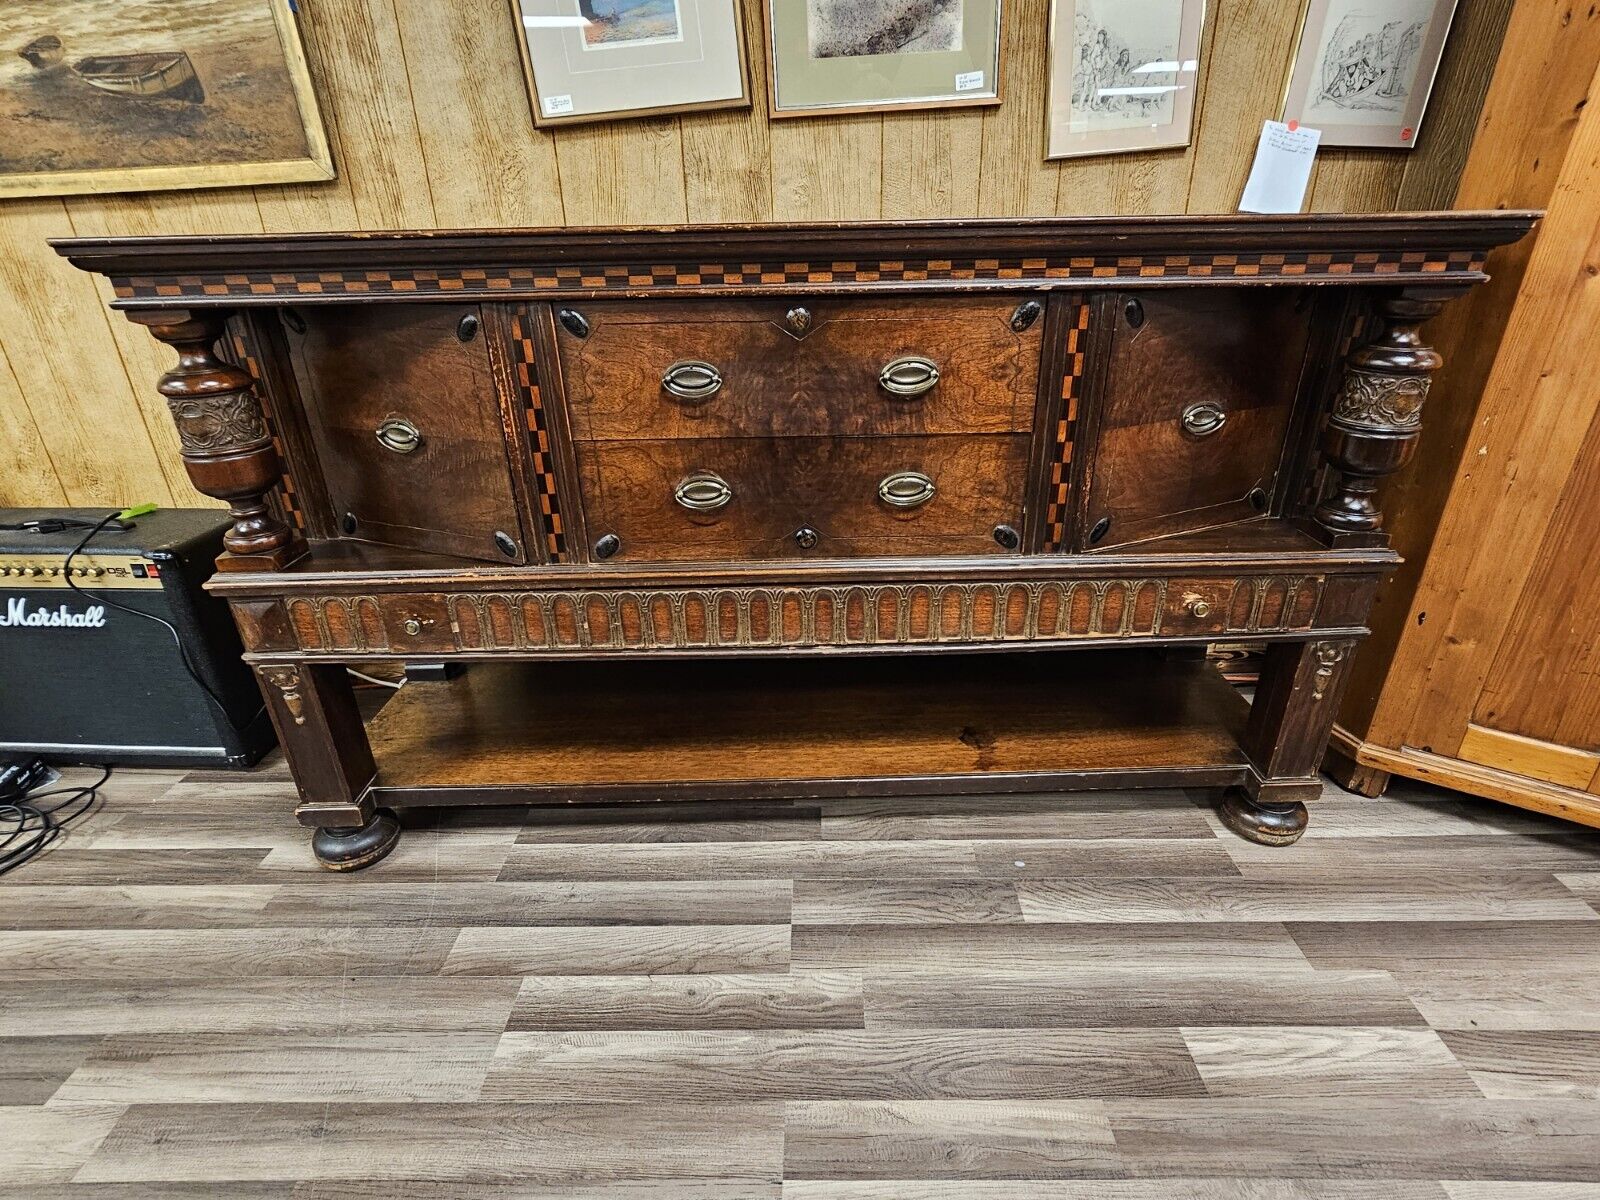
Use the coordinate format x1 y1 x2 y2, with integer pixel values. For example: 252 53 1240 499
56 214 1535 870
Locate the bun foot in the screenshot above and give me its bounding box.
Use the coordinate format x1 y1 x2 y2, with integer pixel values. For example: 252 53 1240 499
1219 790 1308 847
312 808 401 871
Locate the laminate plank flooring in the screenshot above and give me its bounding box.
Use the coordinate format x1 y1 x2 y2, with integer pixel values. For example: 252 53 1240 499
2 763 1600 1192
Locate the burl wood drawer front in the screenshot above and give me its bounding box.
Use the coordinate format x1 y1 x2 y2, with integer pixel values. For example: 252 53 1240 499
576 435 1029 561
556 296 1042 441
1082 289 1315 550
284 304 528 564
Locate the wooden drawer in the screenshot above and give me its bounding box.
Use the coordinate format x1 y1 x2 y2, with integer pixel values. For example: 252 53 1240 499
555 296 1043 441
284 304 529 564
1081 289 1315 550
576 435 1029 561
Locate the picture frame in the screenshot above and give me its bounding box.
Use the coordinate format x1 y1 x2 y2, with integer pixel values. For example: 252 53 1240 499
1045 0 1206 161
0 0 332 200
765 0 1003 119
1281 0 1460 150
511 0 751 127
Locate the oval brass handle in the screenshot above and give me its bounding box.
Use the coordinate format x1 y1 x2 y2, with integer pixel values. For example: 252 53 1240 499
674 471 734 513
1180 402 1227 438
662 360 722 401
879 356 940 398
1186 598 1212 619
375 417 422 454
878 470 937 510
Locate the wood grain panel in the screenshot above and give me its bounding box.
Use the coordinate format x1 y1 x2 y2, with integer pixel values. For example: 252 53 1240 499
559 296 1041 441
1342 0 1600 746
1371 49 1600 756
390 0 565 227
575 434 1030 561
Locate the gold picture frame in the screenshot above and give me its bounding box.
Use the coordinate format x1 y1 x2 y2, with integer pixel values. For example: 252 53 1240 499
511 0 752 128
0 0 333 200
765 0 1003 119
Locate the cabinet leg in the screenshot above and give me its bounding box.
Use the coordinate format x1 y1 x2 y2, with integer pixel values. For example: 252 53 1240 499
1221 636 1361 847
1219 789 1309 846
254 663 400 872
312 811 402 872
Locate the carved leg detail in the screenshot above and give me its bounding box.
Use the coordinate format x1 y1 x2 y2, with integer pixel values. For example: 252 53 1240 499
1222 636 1362 848
1315 288 1458 537
312 809 402 871
254 662 391 871
130 309 305 571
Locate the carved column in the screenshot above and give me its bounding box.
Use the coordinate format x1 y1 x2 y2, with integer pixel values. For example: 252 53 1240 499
1314 288 1455 536
129 309 305 571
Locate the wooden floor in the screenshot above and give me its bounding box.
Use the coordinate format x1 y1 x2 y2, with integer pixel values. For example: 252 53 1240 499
5 739 1600 1196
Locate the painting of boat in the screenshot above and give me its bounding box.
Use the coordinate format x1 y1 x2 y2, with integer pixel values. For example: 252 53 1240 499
71 50 206 103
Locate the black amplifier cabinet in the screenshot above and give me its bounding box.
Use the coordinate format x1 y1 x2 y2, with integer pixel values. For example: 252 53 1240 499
0 509 275 768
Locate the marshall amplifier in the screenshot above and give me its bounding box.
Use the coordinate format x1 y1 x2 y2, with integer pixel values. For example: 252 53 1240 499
0 508 275 768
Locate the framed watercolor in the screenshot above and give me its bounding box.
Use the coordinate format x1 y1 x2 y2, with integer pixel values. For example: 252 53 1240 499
511 0 751 127
1045 0 1205 161
0 0 332 199
1281 0 1460 149
765 0 1003 118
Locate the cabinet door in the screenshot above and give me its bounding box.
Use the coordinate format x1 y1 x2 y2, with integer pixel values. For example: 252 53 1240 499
1079 289 1314 549
285 305 529 564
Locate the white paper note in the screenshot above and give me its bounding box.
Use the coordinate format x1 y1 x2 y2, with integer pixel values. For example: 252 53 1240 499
1239 121 1321 214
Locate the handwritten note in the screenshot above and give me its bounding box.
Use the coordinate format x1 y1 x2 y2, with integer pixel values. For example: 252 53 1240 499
1239 121 1321 214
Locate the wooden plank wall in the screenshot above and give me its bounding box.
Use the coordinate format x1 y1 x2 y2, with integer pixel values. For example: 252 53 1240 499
0 0 1509 509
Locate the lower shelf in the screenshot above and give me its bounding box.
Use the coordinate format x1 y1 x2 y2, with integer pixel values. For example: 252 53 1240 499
364 649 1253 806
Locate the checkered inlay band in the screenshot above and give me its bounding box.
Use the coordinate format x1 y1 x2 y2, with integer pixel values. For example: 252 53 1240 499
113 250 1488 302
1045 300 1093 553
510 309 566 563
227 326 305 533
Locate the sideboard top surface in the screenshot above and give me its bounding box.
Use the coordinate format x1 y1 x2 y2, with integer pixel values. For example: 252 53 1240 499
52 210 1540 309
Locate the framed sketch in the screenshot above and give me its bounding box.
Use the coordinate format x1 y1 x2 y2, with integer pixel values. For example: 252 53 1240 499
511 0 750 126
1045 0 1205 160
765 0 1003 118
0 0 332 199
1282 0 1460 149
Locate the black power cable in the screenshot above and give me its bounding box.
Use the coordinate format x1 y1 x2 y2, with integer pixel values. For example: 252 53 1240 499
61 510 240 719
0 765 111 876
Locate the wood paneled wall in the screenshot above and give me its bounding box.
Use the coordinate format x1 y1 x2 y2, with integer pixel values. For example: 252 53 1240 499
0 0 1509 510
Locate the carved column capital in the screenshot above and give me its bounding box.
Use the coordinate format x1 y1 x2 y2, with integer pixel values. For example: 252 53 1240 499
1314 290 1454 536
128 309 303 569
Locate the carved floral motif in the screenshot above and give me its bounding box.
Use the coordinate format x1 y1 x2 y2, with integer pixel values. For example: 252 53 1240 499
1310 642 1348 702
260 665 306 725
167 392 270 453
1335 369 1430 430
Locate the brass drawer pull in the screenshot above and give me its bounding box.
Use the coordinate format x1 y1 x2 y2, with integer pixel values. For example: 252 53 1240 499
879 356 940 398
1180 402 1227 438
878 470 936 509
662 360 723 401
375 417 422 455
674 471 734 513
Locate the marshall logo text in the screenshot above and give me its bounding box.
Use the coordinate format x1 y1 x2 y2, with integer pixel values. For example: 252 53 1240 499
0 597 107 628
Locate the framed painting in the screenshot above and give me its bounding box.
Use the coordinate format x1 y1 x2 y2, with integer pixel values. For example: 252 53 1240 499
511 0 750 127
765 0 1003 118
0 0 332 199
1045 0 1206 160
1281 0 1460 149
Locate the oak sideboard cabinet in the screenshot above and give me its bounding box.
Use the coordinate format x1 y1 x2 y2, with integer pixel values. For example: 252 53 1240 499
57 214 1535 870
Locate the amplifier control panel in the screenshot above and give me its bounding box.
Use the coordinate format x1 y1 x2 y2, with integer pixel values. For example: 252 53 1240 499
0 553 163 590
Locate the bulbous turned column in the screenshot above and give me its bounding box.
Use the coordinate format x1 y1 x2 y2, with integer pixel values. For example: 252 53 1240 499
1315 289 1452 536
129 309 305 570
